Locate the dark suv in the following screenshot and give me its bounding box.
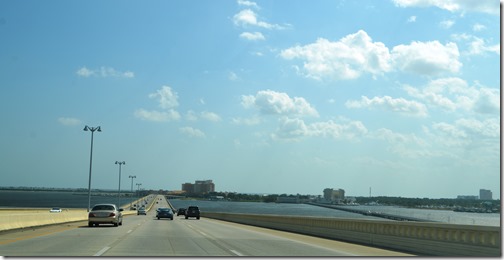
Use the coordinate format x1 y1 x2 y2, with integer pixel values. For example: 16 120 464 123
185 206 200 219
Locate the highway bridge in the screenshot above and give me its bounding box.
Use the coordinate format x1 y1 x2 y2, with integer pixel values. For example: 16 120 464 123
0 195 412 257
0 195 499 257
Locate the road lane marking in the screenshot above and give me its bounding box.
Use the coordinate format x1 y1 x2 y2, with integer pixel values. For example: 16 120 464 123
230 249 244 256
183 223 246 256
93 246 111 256
127 230 132 234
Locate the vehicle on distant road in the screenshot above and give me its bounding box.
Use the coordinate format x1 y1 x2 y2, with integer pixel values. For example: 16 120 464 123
49 207 62 213
156 207 174 220
185 206 200 220
88 204 123 227
177 208 186 216
137 207 147 215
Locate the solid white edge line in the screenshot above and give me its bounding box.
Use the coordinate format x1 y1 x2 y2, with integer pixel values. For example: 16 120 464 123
230 249 244 256
93 246 111 256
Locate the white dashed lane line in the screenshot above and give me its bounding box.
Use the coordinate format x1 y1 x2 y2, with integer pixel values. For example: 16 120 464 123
185 222 246 256
93 246 111 256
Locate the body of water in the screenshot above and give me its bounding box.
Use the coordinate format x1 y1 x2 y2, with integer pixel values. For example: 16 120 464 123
0 190 499 227
0 190 137 209
350 205 500 226
169 199 500 227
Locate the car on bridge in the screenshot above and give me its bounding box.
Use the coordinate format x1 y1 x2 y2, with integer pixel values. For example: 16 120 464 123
49 207 62 213
176 208 186 216
185 206 200 220
137 207 147 215
156 208 174 220
88 204 123 227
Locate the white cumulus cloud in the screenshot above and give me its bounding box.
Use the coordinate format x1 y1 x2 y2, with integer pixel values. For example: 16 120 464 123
179 127 206 138
407 16 417 22
472 23 486 31
240 32 265 41
403 77 499 114
345 96 428 117
440 19 455 29
149 86 179 109
76 66 134 78
430 118 500 149
237 0 259 9
200 111 222 122
134 86 182 122
241 90 319 117
280 30 465 80
391 0 499 15
391 41 461 76
280 30 392 80
272 117 368 141
451 33 499 56
233 9 285 30
232 116 262 126
76 67 94 77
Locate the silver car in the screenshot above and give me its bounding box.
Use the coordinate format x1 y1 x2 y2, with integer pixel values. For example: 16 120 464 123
137 207 147 215
88 204 123 227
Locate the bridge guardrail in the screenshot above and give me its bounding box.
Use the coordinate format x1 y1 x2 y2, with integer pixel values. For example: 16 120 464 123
0 195 153 232
202 212 501 256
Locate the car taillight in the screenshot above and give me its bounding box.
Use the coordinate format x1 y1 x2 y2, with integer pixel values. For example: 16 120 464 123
109 213 116 217
88 213 95 217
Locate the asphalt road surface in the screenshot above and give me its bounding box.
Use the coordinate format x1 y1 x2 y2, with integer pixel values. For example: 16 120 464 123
0 195 412 257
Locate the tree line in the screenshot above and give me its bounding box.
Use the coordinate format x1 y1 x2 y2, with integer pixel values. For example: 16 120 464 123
182 191 500 211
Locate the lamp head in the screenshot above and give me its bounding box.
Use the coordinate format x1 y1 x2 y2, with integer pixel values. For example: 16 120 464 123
83 125 89 131
97 126 101 132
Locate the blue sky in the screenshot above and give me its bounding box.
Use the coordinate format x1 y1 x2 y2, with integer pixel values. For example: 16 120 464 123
0 0 500 198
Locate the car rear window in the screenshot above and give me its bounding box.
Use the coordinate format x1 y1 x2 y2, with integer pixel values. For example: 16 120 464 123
92 205 115 211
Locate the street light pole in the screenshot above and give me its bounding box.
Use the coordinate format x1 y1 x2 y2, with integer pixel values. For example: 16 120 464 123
129 175 136 209
136 183 142 199
83 125 101 212
115 161 125 208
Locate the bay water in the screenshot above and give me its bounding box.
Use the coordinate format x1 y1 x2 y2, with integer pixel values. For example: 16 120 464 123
0 190 499 226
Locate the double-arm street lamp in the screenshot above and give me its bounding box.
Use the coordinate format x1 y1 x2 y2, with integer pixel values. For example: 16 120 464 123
115 161 126 208
83 125 101 212
129 175 136 209
136 183 142 199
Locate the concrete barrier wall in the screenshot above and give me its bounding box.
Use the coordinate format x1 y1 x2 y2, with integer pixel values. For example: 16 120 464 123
0 195 152 232
0 209 88 231
202 212 501 257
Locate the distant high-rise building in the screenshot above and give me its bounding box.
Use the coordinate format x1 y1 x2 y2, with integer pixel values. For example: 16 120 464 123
182 183 194 193
182 180 215 194
479 189 492 200
323 188 345 202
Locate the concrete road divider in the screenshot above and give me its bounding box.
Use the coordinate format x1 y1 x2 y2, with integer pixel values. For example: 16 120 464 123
0 208 141 232
202 212 501 257
0 196 151 232
0 209 87 231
